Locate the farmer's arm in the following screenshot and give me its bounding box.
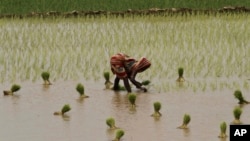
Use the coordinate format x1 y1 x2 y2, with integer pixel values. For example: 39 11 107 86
129 72 147 92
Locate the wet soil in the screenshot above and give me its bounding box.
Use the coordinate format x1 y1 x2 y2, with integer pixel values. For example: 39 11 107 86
1 80 250 141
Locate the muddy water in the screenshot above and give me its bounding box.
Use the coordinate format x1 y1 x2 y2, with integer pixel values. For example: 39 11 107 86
1 80 250 141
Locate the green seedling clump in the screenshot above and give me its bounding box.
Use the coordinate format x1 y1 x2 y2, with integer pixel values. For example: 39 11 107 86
141 80 151 86
232 107 242 124
41 71 52 85
3 84 21 95
178 114 191 129
218 121 227 138
54 104 71 115
177 67 185 82
104 71 113 89
106 117 117 129
151 101 162 117
61 104 71 115
128 93 136 107
112 84 126 91
118 85 126 91
76 83 89 98
11 84 21 92
114 129 125 141
234 90 249 104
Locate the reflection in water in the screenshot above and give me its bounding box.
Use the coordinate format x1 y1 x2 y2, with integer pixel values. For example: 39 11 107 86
153 116 161 122
182 128 191 137
76 97 85 104
106 128 116 139
219 137 228 141
128 106 137 114
62 115 70 121
42 84 50 91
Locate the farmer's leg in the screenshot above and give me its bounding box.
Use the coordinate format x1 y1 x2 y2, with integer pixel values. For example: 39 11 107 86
113 76 120 90
123 77 132 93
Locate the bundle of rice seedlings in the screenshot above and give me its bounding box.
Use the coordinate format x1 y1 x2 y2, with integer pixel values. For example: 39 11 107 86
106 117 117 129
128 93 136 108
141 80 151 86
113 129 124 141
178 114 191 129
3 84 21 95
218 121 227 138
41 71 52 85
76 83 89 98
104 72 113 89
54 104 71 115
234 90 249 104
112 84 126 91
232 107 242 124
151 101 162 117
176 67 185 82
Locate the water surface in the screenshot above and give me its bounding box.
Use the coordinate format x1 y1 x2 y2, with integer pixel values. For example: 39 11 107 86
1 80 249 141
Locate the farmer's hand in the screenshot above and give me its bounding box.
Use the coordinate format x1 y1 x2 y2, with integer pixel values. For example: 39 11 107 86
140 87 147 92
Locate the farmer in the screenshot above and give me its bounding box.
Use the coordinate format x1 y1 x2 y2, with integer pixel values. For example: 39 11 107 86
110 53 151 93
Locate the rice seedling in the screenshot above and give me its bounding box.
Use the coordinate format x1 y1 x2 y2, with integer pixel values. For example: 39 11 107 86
176 67 185 82
106 117 117 129
41 71 52 85
104 71 113 89
112 84 126 91
128 93 136 108
218 121 227 138
76 83 89 98
113 129 124 141
232 107 242 124
141 80 151 86
54 104 71 115
3 84 21 96
234 90 249 104
178 114 191 129
151 101 162 117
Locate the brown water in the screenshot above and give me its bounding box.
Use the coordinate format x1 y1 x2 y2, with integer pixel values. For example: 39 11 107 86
1 80 250 141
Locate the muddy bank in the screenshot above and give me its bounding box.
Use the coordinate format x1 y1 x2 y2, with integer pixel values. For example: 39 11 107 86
1 6 250 19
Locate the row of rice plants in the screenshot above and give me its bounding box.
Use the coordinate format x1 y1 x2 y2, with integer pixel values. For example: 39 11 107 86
0 14 249 92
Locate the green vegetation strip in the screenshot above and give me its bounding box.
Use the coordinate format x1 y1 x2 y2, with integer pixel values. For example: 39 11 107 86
1 0 250 15
1 7 250 19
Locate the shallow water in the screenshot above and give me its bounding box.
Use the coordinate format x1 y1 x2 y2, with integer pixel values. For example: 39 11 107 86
1 80 250 141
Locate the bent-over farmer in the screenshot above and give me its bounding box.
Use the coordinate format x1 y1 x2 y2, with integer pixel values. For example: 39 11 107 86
110 53 151 93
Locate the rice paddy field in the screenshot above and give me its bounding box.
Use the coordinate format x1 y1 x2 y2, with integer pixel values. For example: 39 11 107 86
0 14 250 92
1 7 250 141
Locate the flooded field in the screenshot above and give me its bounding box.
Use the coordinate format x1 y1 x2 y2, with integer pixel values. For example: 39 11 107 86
0 15 250 141
1 81 250 141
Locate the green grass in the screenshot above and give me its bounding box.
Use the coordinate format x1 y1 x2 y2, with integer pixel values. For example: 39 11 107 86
0 0 250 14
0 14 249 92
